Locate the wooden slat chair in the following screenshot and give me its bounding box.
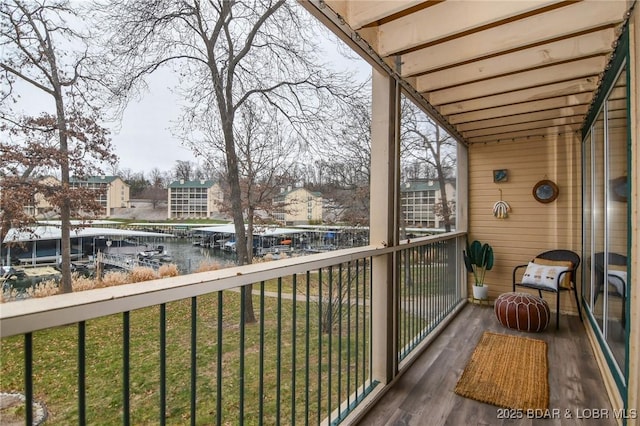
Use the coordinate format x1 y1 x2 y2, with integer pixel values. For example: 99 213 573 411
512 250 583 329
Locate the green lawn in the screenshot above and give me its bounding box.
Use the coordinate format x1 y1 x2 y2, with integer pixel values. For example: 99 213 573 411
1 287 372 425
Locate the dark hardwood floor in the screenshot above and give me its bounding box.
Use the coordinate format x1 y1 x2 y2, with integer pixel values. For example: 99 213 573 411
356 303 617 425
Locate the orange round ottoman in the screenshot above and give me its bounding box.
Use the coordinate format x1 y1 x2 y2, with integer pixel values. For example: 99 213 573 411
495 292 550 332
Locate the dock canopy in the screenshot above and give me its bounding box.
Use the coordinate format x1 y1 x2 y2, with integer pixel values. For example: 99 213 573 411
3 226 173 243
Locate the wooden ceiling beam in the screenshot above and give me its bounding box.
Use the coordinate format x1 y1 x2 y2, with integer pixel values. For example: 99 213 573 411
427 56 606 106
467 125 581 143
448 93 593 124
400 1 628 76
415 28 615 91
338 0 427 30
377 0 562 56
455 106 589 132
463 116 584 138
439 78 598 115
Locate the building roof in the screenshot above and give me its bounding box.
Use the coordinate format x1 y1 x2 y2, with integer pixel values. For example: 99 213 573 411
401 180 440 192
276 187 322 198
70 176 120 184
168 180 215 188
193 224 302 236
3 226 172 243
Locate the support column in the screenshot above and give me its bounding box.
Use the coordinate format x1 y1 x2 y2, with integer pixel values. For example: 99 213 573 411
370 69 399 384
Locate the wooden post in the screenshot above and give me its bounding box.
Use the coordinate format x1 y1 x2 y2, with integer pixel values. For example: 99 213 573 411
370 69 400 384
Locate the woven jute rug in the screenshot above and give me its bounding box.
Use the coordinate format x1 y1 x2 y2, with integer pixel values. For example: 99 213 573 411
454 331 549 410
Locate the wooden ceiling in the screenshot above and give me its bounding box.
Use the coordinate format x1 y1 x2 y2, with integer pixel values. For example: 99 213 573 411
303 0 634 144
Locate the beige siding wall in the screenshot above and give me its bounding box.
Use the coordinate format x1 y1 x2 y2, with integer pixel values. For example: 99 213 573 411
284 188 322 224
207 183 223 216
107 178 130 212
468 131 582 314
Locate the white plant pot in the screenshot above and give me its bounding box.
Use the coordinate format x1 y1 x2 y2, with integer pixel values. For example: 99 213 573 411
472 284 489 300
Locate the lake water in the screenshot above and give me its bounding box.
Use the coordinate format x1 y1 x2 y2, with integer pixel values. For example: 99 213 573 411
153 238 238 274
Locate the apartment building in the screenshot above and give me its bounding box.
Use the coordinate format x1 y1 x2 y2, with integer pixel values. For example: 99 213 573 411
273 186 323 226
400 179 456 229
167 179 222 219
70 176 130 216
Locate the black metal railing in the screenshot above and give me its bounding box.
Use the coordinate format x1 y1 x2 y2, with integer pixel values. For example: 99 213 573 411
397 237 462 363
1 233 465 425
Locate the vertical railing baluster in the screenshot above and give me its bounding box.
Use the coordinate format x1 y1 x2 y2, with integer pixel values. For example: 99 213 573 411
423 246 427 337
347 261 353 408
368 257 373 388
160 304 166 426
361 258 366 393
337 263 344 419
216 292 223 426
438 242 442 317
327 265 333 425
239 286 245 426
123 312 130 426
403 250 407 354
354 262 359 401
276 277 282 425
430 244 435 330
415 247 419 341
191 298 197 426
259 281 265 423
78 321 86 425
317 267 323 426
305 271 310 426
25 332 33 426
410 248 415 348
291 274 297 426
420 246 424 337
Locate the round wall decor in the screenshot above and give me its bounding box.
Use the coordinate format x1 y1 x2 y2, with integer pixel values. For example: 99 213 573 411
532 179 559 203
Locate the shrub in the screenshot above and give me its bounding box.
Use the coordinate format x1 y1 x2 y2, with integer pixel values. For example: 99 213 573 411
101 271 131 287
129 267 158 282
30 279 59 298
158 264 179 278
196 261 222 272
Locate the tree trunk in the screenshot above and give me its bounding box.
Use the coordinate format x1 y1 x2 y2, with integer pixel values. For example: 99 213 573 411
222 120 256 323
54 81 73 293
437 172 452 233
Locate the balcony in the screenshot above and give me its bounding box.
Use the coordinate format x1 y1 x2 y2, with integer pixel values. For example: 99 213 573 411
356 303 616 426
1 1 636 424
0 233 616 425
0 234 459 424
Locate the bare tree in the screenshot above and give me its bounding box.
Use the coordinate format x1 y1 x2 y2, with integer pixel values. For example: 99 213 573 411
401 99 456 232
173 160 193 182
1 1 116 292
148 167 166 188
101 0 357 322
139 186 166 209
311 89 371 225
189 100 298 258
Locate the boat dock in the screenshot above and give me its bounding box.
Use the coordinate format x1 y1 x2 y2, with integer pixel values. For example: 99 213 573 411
96 252 163 271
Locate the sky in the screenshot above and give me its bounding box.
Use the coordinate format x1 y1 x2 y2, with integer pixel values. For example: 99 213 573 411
6 58 370 178
109 71 196 174
2 6 371 178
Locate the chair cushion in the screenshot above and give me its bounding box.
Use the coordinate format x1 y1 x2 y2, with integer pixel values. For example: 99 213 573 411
533 257 573 288
495 292 550 332
521 262 570 291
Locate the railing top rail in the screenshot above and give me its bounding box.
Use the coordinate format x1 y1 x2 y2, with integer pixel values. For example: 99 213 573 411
0 245 375 337
1 232 465 338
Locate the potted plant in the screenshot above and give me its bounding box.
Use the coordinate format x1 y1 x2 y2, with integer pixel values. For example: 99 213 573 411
463 239 494 300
